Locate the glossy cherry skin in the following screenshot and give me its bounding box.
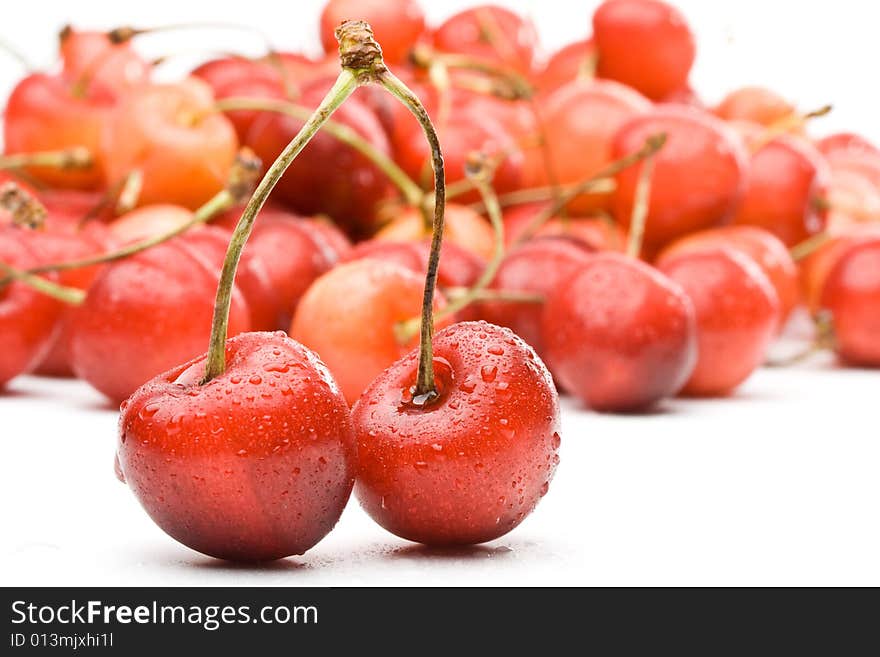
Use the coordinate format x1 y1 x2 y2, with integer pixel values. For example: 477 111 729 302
290 259 450 404
375 203 496 261
247 78 393 235
353 321 560 545
118 331 356 561
656 225 800 330
69 241 250 403
59 27 151 96
659 248 780 397
533 39 597 95
541 253 697 411
527 79 651 212
733 132 830 247
342 238 486 291
819 238 880 366
714 86 795 126
432 5 539 75
0 231 63 387
102 79 239 209
477 238 593 361
593 0 695 100
31 222 115 377
393 108 524 205
611 106 748 252
320 0 425 64
3 73 114 189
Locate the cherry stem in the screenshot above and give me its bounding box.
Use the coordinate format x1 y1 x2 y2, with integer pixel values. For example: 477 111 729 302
624 150 658 259
0 262 86 305
115 170 143 215
0 147 93 172
107 22 274 52
396 155 503 344
0 182 47 229
215 96 424 207
0 36 31 70
375 67 446 400
765 312 835 367
512 133 667 246
411 45 533 100
789 231 832 262
469 178 616 213
201 46 370 384
751 104 832 153
11 150 259 281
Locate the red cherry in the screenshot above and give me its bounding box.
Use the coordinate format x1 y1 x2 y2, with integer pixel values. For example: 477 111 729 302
0 231 64 387
714 86 795 126
525 79 651 211
732 129 830 247
541 253 697 411
58 27 150 96
320 0 425 64
800 224 880 313
353 321 560 545
532 39 597 94
824 151 880 190
593 0 695 100
657 225 799 329
237 215 339 331
118 331 356 560
393 108 523 204
611 106 748 251
68 241 251 402
432 6 539 75
375 203 496 261
205 66 287 141
3 73 114 189
342 238 485 290
290 259 450 404
659 248 780 396
815 132 880 160
246 78 393 234
30 222 115 377
819 238 880 366
477 238 593 360
659 84 704 108
102 79 239 210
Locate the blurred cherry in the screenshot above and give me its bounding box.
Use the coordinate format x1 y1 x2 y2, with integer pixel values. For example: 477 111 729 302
659 248 779 396
375 203 495 261
714 86 795 126
320 0 425 64
593 0 695 100
611 105 748 251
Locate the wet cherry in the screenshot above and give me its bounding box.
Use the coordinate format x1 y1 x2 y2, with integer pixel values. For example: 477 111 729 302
118 331 356 560
353 321 560 545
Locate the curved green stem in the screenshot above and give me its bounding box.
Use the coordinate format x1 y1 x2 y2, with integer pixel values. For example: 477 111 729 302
790 231 832 262
215 96 424 206
625 153 657 259
513 133 667 246
0 262 85 305
202 70 360 383
376 69 446 400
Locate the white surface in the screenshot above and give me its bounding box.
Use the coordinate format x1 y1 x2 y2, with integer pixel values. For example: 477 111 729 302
3 355 880 587
2 1 880 586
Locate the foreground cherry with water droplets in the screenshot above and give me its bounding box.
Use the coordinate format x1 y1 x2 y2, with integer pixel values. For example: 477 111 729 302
352 321 561 546
117 331 356 561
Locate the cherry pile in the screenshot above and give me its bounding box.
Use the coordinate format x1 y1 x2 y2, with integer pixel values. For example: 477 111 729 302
1 0 878 562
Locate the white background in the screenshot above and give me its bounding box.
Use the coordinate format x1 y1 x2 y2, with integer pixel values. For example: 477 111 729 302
2 1 879 586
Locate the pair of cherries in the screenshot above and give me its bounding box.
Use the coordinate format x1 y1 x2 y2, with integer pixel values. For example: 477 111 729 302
115 21 561 560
